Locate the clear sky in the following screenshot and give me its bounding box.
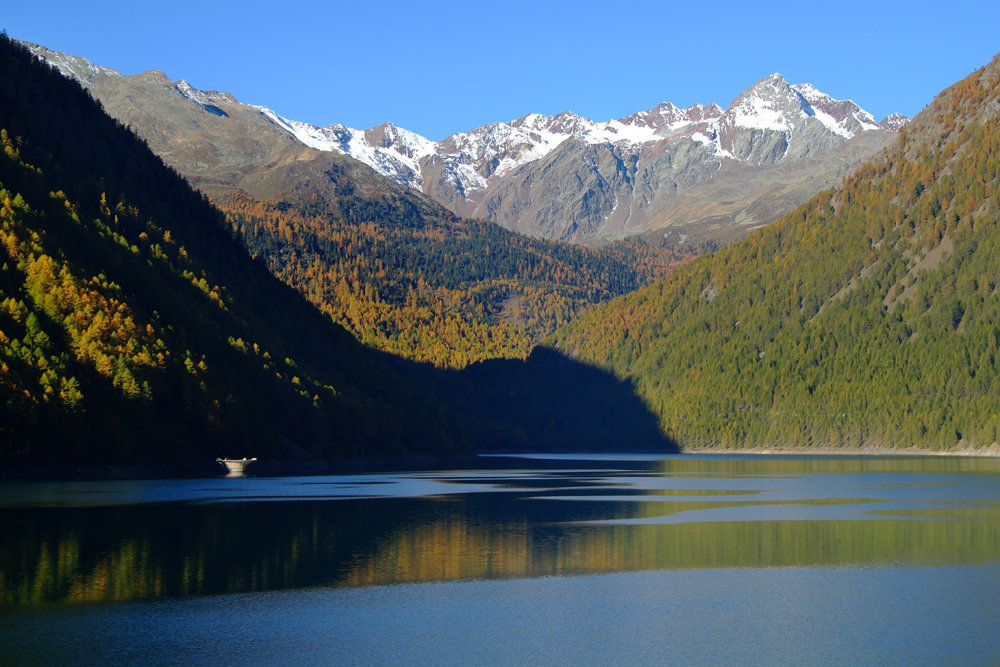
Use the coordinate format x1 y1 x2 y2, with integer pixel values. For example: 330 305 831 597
6 1 999 141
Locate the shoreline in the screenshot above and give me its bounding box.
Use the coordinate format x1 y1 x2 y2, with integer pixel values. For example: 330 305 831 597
3 446 998 482
0 454 485 483
679 444 1000 457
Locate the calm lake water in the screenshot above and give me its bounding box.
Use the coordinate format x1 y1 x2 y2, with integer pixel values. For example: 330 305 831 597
2 454 1000 666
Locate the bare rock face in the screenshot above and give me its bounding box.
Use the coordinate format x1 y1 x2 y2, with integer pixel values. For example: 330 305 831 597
439 73 906 245
27 42 909 247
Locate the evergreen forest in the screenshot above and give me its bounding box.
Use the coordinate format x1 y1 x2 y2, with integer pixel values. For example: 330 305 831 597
553 54 1000 452
219 192 697 369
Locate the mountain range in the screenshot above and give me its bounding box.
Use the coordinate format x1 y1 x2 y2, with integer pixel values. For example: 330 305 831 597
7 34 999 462
27 43 908 246
551 52 1000 452
20 41 706 373
0 36 677 466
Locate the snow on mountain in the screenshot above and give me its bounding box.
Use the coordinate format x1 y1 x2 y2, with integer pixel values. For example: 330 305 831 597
726 74 802 132
251 105 683 193
619 102 724 130
257 107 434 187
879 112 911 132
792 82 881 135
245 95 773 198
430 110 688 195
705 73 901 165
176 80 231 106
244 72 897 195
438 114 577 184
242 99 694 194
723 75 882 139
175 80 234 117
23 39 907 210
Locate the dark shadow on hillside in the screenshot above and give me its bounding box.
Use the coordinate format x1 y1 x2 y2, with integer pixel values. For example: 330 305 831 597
382 346 679 453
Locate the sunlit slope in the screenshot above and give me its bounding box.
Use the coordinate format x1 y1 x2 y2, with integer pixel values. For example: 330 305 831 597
0 37 467 464
552 54 1000 451
19 42 701 370
218 193 694 369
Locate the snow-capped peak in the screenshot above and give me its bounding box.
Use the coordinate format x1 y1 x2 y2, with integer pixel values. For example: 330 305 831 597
722 74 893 140
879 113 911 132
704 74 906 165
791 83 831 106
23 39 908 202
431 109 672 191
792 83 881 135
726 73 804 133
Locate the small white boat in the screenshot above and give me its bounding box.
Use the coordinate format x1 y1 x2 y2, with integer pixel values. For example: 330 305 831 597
216 457 257 474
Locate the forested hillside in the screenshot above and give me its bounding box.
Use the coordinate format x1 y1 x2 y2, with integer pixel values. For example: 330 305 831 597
552 54 1000 452
17 42 701 369
0 37 468 465
219 193 697 368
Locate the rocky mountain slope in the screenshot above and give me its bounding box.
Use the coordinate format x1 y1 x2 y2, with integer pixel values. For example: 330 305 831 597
425 75 907 245
550 52 1000 452
27 43 907 246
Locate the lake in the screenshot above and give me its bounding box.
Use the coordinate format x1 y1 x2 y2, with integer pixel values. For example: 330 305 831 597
2 454 1000 666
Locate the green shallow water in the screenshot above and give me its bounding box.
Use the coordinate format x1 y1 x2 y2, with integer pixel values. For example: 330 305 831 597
2 454 1000 665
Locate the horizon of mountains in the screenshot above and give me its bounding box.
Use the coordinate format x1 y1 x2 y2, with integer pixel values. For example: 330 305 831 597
0 35 478 464
21 40 708 372
0 36 676 466
4 34 1000 465
28 42 908 246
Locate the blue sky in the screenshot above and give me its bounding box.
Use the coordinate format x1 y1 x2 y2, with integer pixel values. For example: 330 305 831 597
6 1 999 140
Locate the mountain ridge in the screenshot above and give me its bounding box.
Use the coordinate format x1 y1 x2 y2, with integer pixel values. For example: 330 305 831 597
0 36 471 464
549 52 1000 452
25 41 908 246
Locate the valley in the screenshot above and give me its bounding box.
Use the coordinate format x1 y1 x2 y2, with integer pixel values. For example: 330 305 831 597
5 3 1000 665
2 34 999 463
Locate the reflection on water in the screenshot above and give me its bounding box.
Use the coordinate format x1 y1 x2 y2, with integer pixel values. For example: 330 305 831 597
2 455 1000 604
499 452 1000 474
651 455 1000 475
